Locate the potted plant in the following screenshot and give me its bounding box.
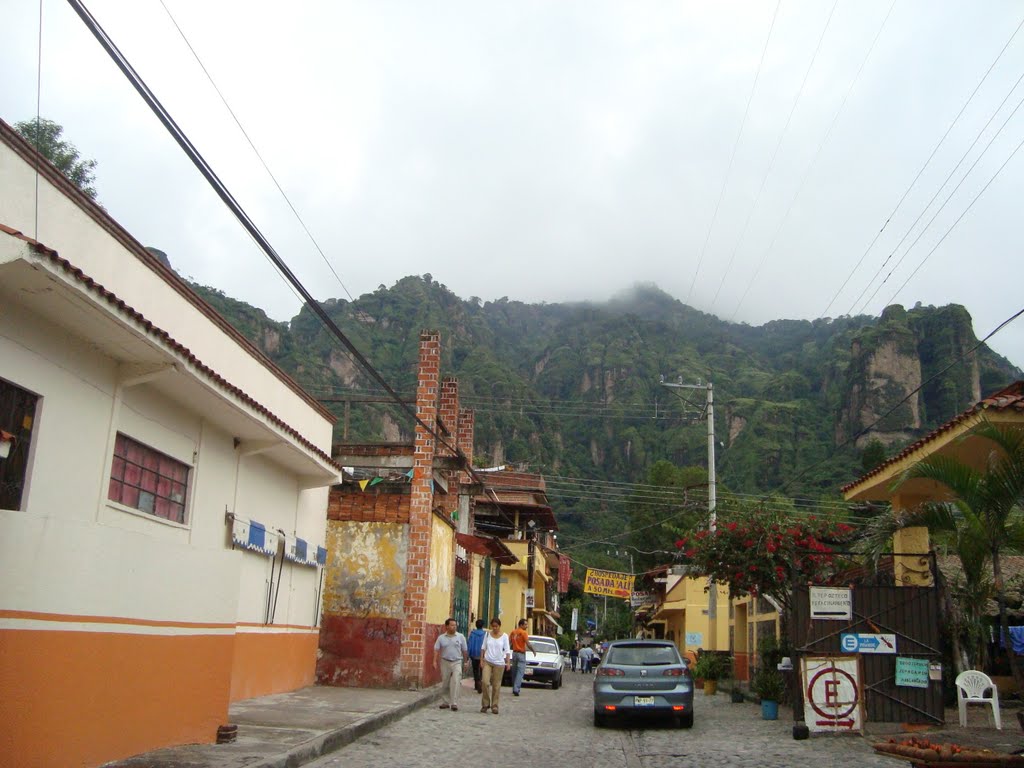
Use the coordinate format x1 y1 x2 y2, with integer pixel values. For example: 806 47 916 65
752 667 786 720
692 653 729 696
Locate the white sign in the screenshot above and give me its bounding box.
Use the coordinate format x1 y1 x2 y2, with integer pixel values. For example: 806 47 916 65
571 607 579 631
840 633 897 654
684 632 703 646
525 589 535 609
809 586 852 621
801 656 863 733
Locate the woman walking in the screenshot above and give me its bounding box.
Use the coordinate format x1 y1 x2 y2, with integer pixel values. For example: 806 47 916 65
480 618 511 714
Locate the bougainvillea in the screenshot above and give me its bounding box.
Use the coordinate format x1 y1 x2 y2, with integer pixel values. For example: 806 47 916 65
674 508 856 612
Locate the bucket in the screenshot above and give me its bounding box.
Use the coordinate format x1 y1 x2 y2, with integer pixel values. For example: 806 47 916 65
761 700 779 720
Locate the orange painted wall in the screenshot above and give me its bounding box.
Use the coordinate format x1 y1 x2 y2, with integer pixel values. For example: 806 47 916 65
229 629 319 702
0 628 233 768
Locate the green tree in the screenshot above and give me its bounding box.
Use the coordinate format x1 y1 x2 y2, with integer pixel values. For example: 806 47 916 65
896 422 1024 685
861 438 887 473
627 461 704 572
14 118 98 199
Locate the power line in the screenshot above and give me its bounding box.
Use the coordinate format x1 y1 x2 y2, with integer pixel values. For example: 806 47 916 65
156 0 354 302
716 0 839 320
66 0 483 480
879 98 1024 309
729 0 898 321
819 12 1024 319
852 71 1024 315
691 0 781 308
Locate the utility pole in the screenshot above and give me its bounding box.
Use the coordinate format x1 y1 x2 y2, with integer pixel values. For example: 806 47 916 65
660 377 718 647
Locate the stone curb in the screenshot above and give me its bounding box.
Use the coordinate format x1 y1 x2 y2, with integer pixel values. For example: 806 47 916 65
248 687 442 768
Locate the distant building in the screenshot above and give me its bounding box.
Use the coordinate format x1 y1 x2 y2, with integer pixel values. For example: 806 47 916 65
0 119 340 767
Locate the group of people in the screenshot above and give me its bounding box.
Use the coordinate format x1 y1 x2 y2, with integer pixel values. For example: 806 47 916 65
568 641 601 673
432 616 536 715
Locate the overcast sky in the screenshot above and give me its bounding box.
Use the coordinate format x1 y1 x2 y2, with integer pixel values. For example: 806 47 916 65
3 1 1023 368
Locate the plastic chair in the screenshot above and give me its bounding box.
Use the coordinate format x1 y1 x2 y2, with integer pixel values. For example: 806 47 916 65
955 670 1002 729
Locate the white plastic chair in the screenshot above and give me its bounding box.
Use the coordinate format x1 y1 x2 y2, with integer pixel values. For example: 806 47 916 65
955 670 1002 729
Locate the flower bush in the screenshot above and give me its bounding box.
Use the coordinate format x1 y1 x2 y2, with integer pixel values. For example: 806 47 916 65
674 508 856 612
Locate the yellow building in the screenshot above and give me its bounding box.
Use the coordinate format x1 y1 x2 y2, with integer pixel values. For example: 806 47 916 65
648 568 730 656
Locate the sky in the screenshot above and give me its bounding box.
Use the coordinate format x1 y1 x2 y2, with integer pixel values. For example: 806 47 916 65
3 0 1024 368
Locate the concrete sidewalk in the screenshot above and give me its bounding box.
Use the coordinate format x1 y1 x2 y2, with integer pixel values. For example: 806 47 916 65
105 684 442 768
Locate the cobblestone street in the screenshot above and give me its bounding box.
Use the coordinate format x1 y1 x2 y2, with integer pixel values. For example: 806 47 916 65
309 670 902 767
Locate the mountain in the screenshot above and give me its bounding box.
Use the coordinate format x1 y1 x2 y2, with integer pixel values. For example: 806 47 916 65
190 277 1021 508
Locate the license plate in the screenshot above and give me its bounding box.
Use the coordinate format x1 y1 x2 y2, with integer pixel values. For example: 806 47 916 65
524 668 533 675
634 696 655 707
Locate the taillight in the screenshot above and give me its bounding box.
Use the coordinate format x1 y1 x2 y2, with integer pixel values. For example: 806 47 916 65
597 667 625 677
663 668 685 677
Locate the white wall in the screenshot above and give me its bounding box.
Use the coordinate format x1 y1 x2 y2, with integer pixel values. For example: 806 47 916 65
0 137 332 449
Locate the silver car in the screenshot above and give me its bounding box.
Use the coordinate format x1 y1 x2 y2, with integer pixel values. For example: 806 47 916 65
592 639 694 728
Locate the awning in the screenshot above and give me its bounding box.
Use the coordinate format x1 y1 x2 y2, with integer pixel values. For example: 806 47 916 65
456 533 518 565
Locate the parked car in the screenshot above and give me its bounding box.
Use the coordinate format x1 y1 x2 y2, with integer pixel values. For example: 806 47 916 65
504 635 564 688
592 639 694 728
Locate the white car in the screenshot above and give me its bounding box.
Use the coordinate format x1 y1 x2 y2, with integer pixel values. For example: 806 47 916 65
524 635 564 689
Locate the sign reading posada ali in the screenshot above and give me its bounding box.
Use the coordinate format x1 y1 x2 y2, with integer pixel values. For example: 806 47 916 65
584 568 634 598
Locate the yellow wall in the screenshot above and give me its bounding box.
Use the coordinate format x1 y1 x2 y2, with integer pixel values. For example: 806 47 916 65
427 518 454 624
323 521 408 619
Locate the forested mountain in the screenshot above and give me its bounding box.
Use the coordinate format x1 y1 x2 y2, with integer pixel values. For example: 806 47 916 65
191 275 1020 566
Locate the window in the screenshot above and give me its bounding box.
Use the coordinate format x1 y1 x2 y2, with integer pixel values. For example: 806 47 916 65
108 433 190 523
0 377 39 511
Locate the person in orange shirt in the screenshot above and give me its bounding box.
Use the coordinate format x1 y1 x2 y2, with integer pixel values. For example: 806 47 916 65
509 619 536 696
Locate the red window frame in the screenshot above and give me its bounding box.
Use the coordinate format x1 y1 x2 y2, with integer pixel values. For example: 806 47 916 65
108 433 190 524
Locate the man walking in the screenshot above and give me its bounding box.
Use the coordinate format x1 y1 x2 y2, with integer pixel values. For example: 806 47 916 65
579 643 594 673
509 619 536 696
467 619 486 693
433 618 469 711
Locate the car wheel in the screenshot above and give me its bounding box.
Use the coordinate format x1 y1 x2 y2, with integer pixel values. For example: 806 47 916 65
594 709 607 728
677 710 694 729
552 675 561 690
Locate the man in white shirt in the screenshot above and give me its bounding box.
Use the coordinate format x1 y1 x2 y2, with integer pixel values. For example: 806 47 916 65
433 618 469 711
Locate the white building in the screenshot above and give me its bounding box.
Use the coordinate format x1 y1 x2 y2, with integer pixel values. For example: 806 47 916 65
0 119 341 767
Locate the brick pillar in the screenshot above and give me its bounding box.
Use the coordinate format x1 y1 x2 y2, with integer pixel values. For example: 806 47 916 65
399 331 440 686
437 377 460 518
457 406 475 528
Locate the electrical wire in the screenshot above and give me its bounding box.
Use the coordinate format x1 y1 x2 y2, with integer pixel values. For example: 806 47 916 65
819 12 1024 319
690 0 781 308
880 106 1024 308
156 0 354 302
853 71 1024 315
717 0 840 320
729 0 898 322
66 0 488 483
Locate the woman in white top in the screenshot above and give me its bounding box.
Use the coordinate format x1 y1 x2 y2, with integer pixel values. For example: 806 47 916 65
480 618 511 714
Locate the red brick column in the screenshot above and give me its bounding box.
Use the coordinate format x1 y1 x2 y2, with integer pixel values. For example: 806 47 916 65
398 331 440 686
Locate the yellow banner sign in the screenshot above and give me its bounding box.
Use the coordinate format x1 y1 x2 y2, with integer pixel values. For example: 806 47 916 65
584 569 634 598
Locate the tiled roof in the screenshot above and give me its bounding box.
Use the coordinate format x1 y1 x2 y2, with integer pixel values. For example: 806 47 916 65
1 224 343 474
841 381 1024 494
936 554 1024 616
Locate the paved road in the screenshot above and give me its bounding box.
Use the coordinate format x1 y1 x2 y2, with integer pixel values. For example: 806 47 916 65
310 669 900 767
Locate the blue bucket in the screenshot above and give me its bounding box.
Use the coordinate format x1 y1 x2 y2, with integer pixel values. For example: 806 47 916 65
761 700 779 720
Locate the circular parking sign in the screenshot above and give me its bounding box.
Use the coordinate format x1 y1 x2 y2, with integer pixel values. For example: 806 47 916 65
807 667 858 721
841 635 859 653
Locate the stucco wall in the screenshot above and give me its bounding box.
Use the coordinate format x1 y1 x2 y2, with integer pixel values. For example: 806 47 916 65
427 517 454 624
317 520 410 688
0 248 327 764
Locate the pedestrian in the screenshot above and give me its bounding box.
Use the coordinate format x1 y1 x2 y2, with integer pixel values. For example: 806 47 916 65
433 618 469 711
569 642 579 672
480 617 511 715
579 643 594 673
509 618 536 696
467 618 486 693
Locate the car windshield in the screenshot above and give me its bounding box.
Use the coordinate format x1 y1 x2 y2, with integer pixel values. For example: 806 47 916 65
605 644 680 666
531 640 559 655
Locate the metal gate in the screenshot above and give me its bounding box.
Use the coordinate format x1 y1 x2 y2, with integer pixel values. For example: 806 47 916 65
453 556 471 635
791 574 943 724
